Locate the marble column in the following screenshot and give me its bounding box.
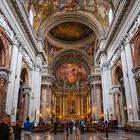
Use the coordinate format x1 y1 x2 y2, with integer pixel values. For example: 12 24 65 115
63 95 66 118
0 68 10 120
115 93 121 125
100 54 114 120
46 84 52 123
89 74 102 121
6 44 22 122
125 43 139 121
30 65 42 123
22 87 31 121
132 66 140 119
120 44 136 121
41 85 47 121
41 73 54 123
77 95 80 116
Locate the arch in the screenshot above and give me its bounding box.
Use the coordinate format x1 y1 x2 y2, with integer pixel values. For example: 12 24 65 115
16 67 30 121
114 67 123 84
133 31 140 67
20 67 29 87
112 62 122 84
51 48 92 72
0 29 10 67
0 29 10 120
113 65 128 126
37 11 106 42
28 4 36 26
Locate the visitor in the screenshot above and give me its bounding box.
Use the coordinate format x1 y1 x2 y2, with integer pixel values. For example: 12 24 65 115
69 120 73 134
13 121 22 140
104 120 109 138
54 120 58 135
75 127 80 140
80 120 85 134
24 117 32 140
0 114 12 140
66 120 70 136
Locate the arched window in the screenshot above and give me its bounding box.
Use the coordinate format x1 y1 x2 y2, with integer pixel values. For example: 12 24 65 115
108 8 113 25
28 5 36 26
29 9 34 25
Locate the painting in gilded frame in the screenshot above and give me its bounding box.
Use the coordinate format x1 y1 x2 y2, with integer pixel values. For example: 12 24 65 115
66 95 77 115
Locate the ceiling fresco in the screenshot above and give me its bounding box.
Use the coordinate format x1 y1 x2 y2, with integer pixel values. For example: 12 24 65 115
49 22 93 42
24 0 118 32
56 63 87 85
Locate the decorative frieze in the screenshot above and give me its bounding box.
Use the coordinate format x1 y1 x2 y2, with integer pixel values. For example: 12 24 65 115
0 13 14 41
129 14 140 38
0 12 33 69
88 74 101 87
42 74 55 87
119 13 140 48
110 49 121 67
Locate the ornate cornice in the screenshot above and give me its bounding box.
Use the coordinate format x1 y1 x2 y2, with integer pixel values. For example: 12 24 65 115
119 13 140 48
9 0 38 53
42 74 55 86
88 74 101 86
8 0 46 61
0 12 34 69
0 13 14 41
105 0 134 50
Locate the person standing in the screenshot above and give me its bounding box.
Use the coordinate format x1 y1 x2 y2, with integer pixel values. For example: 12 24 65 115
80 120 85 134
0 114 11 140
104 120 109 138
13 121 22 140
24 117 32 140
54 120 58 135
69 120 73 134
66 120 69 136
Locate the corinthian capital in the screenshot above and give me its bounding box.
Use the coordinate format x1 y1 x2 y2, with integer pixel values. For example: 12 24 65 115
22 87 31 95
0 67 10 81
132 66 140 80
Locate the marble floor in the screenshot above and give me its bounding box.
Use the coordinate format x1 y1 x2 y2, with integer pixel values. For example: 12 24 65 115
21 130 140 140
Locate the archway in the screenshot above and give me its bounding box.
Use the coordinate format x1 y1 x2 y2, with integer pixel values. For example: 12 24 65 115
114 66 128 126
16 68 30 121
132 30 140 117
0 30 10 120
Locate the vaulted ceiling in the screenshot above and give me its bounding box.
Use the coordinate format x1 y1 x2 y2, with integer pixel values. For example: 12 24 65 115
24 0 118 32
23 0 118 93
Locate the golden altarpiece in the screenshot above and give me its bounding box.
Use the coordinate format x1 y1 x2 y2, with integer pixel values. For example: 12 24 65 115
52 92 91 120
51 63 92 120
